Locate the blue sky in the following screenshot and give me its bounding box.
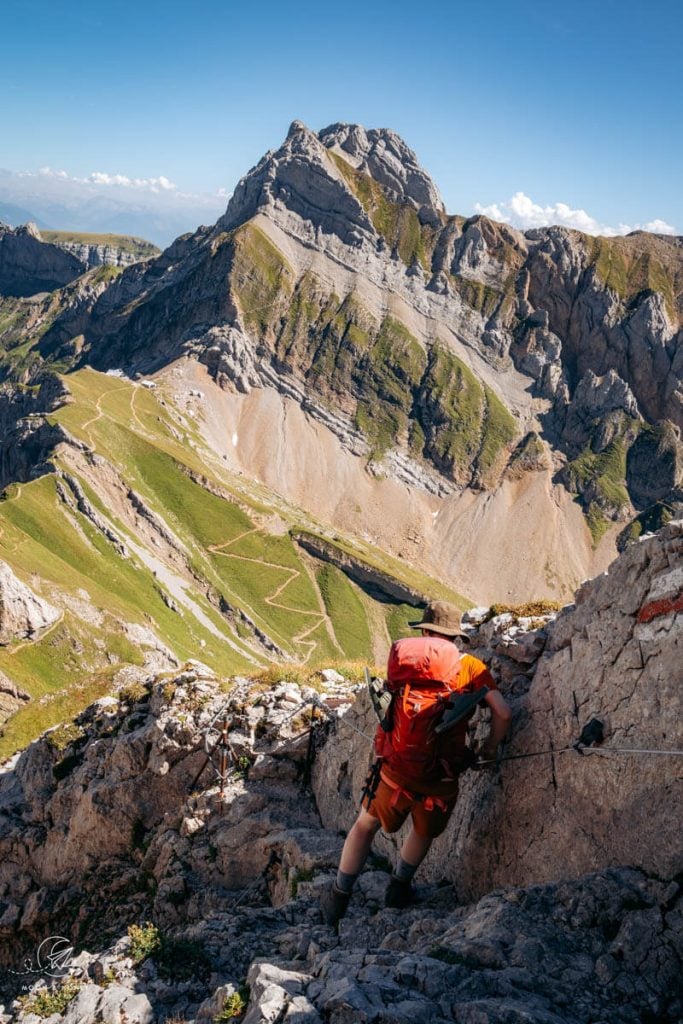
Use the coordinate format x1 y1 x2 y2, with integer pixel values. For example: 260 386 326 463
1 0 681 236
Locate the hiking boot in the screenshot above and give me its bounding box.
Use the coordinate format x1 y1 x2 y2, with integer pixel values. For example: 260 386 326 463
320 882 351 926
385 875 414 909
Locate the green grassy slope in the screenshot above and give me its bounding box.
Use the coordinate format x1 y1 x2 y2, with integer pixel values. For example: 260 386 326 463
0 367 471 758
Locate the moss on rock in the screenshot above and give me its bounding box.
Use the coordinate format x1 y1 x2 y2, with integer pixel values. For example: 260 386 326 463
230 224 295 333
329 150 437 271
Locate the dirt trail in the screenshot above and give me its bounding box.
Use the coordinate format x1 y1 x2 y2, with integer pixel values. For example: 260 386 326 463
81 383 131 435
5 613 64 656
208 531 332 664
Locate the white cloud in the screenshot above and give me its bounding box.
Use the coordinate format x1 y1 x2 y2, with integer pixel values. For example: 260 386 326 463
87 171 177 191
639 218 677 234
474 191 677 237
31 165 178 193
36 166 69 180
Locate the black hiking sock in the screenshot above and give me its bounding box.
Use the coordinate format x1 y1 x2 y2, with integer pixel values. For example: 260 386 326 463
393 857 418 883
335 869 358 894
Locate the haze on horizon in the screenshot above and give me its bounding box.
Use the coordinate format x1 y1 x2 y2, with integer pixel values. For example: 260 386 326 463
2 0 680 246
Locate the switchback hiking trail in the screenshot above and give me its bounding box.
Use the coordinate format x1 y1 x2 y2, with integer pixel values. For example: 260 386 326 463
208 530 337 663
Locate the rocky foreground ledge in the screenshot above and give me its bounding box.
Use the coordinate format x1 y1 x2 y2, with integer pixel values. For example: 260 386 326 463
0 525 681 1023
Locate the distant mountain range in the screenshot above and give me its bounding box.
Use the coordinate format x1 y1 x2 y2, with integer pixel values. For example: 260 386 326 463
0 167 227 247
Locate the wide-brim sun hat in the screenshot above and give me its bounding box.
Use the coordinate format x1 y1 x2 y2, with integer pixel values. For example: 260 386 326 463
409 600 468 638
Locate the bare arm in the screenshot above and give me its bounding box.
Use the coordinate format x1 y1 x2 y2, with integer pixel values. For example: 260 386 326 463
480 689 512 758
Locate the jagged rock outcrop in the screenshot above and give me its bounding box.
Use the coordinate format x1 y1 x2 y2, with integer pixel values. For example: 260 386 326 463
0 561 60 644
313 521 683 896
319 121 446 223
0 374 70 435
0 418 89 491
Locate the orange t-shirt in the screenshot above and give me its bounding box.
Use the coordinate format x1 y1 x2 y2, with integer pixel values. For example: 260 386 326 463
382 653 496 796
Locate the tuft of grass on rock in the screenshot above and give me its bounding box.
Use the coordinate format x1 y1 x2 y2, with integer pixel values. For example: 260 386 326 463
247 659 376 692
45 721 85 752
117 680 150 704
487 600 562 620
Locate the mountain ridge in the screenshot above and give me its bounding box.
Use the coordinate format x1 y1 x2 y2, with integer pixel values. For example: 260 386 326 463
2 121 682 604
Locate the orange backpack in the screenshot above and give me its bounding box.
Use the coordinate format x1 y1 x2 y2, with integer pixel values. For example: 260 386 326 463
374 636 470 782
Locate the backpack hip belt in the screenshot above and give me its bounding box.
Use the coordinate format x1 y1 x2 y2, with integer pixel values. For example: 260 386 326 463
379 769 450 814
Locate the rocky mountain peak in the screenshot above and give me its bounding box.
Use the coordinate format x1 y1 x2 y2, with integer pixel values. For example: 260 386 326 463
319 121 445 220
7 121 683 592
219 119 445 236
218 117 371 236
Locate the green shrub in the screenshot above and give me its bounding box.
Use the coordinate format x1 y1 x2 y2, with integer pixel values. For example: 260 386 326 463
18 977 81 1017
128 922 162 964
290 866 315 897
127 923 210 980
100 967 118 988
214 987 249 1020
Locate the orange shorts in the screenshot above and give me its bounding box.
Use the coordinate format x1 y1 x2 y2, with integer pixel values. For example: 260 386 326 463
361 774 459 838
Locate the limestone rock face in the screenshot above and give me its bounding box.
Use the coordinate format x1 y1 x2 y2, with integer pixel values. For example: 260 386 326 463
49 240 155 269
313 521 683 897
0 223 84 296
319 121 446 220
0 562 60 644
561 369 640 453
219 119 376 245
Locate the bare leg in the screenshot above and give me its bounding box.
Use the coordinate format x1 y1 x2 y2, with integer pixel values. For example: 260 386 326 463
339 808 381 875
398 827 433 869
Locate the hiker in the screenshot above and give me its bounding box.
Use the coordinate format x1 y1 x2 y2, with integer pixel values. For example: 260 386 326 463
321 600 511 924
